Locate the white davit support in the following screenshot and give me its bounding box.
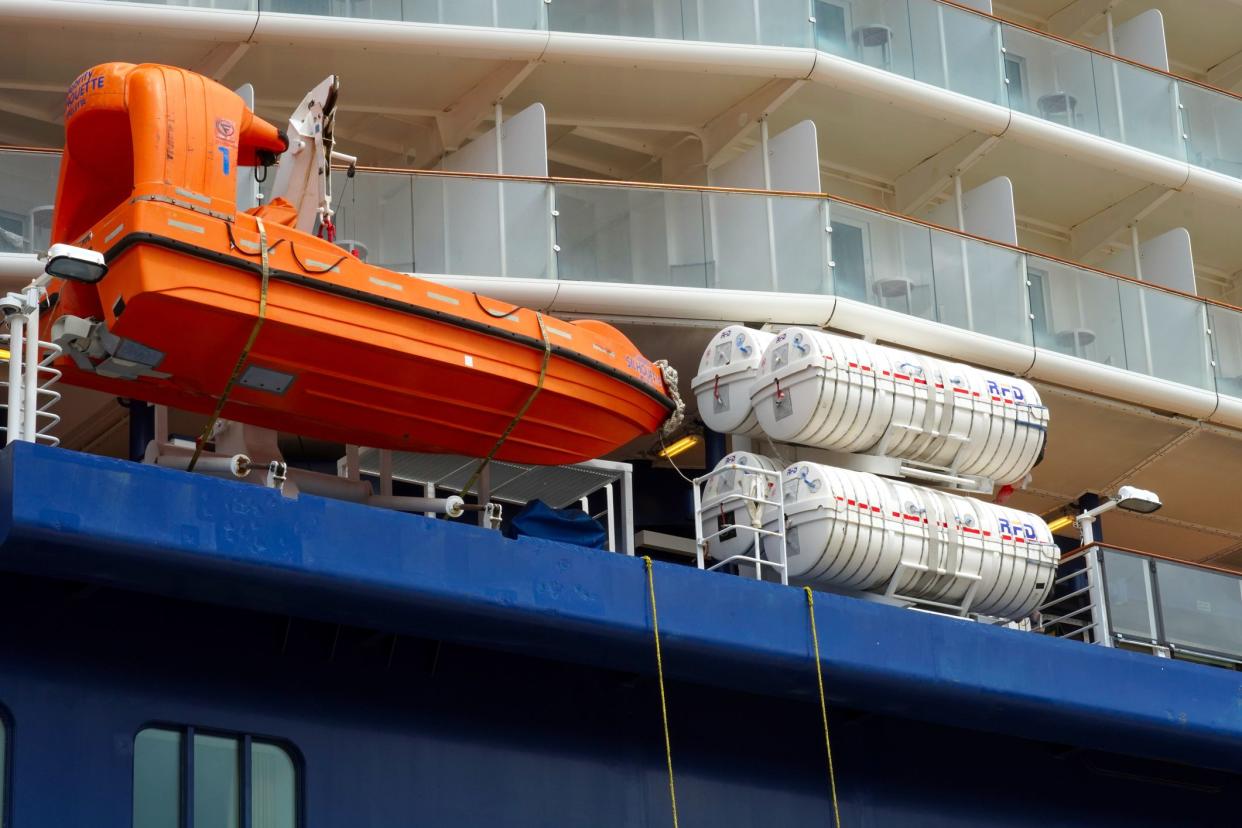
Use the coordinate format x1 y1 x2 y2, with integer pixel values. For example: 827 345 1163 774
750 328 1049 486
691 326 776 437
767 463 1058 620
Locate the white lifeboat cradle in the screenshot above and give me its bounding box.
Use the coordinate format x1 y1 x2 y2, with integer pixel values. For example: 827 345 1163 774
690 325 1057 623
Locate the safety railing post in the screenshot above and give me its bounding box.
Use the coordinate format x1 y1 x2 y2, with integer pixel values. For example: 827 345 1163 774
23 285 40 442
1084 546 1113 647
5 312 24 444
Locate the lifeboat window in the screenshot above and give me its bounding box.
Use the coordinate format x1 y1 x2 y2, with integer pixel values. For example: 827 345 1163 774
134 726 299 828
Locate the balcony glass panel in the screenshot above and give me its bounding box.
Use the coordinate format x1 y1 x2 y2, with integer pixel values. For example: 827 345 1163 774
331 170 415 271
707 190 829 293
1208 303 1242 400
0 152 59 255
261 0 543 28
547 0 685 39
1115 280 1213 391
928 231 1028 344
550 0 812 46
105 0 256 7
1153 558 1242 660
1179 81 1242 180
1100 548 1156 641
906 0 1004 105
689 0 813 48
554 184 710 287
827 201 936 316
1028 256 1127 370
816 0 916 78
1091 54 1182 160
1001 26 1102 138
411 175 552 278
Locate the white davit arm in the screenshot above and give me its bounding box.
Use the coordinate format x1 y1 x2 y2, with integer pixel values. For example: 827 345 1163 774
268 74 357 236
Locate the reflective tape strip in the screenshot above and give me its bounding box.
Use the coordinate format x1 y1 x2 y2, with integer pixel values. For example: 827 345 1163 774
369 276 403 292
167 218 205 234
174 187 211 205
427 291 460 305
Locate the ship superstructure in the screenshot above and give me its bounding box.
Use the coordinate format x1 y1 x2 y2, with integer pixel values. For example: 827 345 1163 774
0 1 1239 825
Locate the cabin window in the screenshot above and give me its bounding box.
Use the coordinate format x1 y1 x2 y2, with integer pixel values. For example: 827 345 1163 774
134 727 298 828
1026 267 1050 340
829 220 870 303
813 1 851 57
1004 53 1028 111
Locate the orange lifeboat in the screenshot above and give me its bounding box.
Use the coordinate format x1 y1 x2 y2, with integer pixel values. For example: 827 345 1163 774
43 63 678 465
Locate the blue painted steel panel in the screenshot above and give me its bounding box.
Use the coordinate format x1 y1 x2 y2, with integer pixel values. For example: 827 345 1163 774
1 574 1236 827
0 441 1239 777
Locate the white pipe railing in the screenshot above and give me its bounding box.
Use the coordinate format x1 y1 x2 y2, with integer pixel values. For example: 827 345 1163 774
1 276 60 447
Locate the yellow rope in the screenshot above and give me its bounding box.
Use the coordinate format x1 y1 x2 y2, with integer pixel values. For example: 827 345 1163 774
643 556 679 828
805 586 842 828
460 311 551 499
188 216 270 472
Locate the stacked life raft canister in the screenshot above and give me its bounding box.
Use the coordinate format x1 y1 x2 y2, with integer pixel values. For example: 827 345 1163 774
691 325 1058 619
43 62 676 465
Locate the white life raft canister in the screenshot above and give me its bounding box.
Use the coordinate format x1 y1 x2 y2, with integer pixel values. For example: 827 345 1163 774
692 326 776 437
750 327 1048 485
765 462 1058 619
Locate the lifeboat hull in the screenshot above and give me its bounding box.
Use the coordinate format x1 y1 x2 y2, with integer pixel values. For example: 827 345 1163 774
47 201 674 465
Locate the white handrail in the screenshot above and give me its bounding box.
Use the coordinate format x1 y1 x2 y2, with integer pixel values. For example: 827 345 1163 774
1 277 60 447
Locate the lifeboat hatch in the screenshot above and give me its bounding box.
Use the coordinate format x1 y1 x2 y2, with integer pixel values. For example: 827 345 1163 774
239 365 294 395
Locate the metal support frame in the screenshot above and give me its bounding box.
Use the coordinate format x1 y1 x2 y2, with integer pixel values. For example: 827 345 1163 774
1036 546 1112 646
692 461 788 585
1 277 61 447
795 445 994 495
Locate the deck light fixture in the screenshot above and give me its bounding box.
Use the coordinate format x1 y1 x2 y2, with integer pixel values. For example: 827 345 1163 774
657 434 700 459
1074 486 1162 544
44 243 107 284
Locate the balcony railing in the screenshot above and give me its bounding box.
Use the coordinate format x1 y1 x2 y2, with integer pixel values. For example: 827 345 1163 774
2 146 1238 400
95 0 1242 180
1039 544 1242 669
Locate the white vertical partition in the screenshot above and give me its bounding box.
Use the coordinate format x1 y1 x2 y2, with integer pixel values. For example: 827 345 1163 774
926 176 1017 244
415 103 552 279
1094 9 1169 71
707 120 824 294
1092 10 1179 158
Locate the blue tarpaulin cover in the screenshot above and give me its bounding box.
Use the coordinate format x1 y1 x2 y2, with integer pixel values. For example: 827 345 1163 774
504 499 607 549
